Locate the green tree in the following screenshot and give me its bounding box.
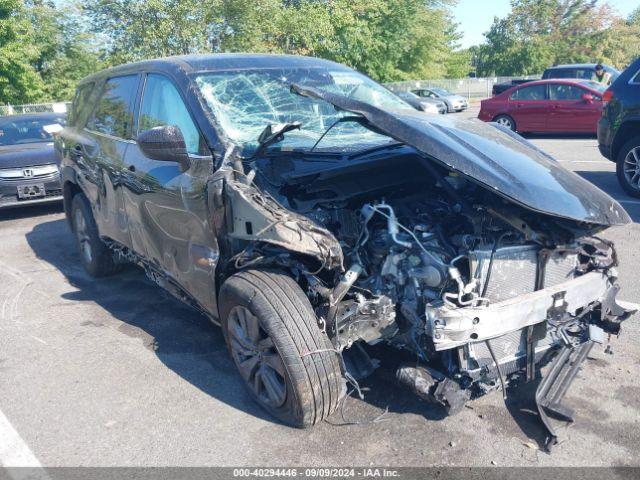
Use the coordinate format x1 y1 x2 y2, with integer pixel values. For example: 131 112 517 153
476 0 619 76
591 8 640 69
84 0 214 63
27 1 104 101
298 0 462 81
84 0 467 82
0 0 43 104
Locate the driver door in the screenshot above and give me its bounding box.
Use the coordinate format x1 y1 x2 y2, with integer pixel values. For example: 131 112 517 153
123 73 218 314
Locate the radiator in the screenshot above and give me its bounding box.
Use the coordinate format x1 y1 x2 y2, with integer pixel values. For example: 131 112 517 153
470 245 578 303
466 244 578 374
468 326 557 375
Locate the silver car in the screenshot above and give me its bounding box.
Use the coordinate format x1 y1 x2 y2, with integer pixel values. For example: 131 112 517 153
397 91 447 114
413 87 468 113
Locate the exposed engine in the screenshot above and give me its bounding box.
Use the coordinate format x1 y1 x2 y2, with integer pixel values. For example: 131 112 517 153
301 183 628 422
241 152 635 449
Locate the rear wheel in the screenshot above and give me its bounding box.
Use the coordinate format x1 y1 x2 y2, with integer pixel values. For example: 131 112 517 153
219 269 344 427
71 193 121 277
616 136 640 198
493 114 516 131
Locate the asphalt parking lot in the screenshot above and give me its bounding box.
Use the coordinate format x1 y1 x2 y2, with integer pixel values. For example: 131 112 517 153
1 107 639 467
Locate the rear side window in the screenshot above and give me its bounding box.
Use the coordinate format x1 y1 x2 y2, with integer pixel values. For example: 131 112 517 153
510 85 547 100
549 84 585 101
69 83 94 127
88 75 138 138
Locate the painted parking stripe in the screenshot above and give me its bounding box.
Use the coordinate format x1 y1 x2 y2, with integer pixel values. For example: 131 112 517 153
0 409 42 467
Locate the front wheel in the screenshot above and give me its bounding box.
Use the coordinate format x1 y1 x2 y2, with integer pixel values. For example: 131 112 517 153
616 136 640 198
493 114 516 132
219 269 345 427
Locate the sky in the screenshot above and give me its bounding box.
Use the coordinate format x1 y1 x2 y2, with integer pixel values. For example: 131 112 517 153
453 0 640 48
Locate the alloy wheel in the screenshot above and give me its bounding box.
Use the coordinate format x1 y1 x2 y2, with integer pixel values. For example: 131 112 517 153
496 117 513 129
74 208 92 264
623 146 640 191
227 305 287 408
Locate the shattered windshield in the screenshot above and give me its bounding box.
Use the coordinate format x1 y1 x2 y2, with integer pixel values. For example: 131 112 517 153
195 68 410 155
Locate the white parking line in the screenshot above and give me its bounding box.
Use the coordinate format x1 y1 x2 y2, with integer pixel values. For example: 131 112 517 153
568 160 613 165
0 409 41 467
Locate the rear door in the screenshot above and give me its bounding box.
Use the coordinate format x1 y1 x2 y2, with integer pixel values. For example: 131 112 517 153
79 74 139 248
123 72 218 313
547 83 602 133
508 84 549 132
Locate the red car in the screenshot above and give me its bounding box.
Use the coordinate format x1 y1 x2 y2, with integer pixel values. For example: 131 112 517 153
478 79 607 134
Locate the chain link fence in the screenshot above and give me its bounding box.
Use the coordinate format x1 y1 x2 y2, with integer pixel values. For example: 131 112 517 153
386 75 541 100
0 102 70 116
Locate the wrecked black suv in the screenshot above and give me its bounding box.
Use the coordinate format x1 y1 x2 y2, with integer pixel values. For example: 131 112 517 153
58 54 636 449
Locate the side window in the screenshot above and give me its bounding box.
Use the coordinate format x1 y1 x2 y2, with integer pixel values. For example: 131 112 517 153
88 75 138 138
549 84 586 101
138 74 202 155
575 69 593 80
69 83 94 127
510 85 547 101
551 69 576 79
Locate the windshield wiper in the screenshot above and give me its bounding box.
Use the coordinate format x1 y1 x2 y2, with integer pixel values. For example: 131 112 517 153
309 115 367 153
249 122 301 160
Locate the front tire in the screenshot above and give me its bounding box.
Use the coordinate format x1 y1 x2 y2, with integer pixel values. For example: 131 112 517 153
616 136 640 198
219 269 345 427
493 114 516 131
71 193 121 277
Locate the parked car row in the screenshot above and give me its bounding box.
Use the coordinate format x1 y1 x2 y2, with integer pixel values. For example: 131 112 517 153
492 63 620 96
477 57 640 198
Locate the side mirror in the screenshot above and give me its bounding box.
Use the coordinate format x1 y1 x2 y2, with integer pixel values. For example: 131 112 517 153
581 93 594 103
137 125 189 166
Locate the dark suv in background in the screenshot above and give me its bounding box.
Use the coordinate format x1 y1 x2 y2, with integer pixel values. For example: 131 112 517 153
598 57 640 197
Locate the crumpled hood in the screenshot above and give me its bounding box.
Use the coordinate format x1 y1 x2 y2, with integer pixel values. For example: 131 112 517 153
292 84 630 226
0 142 58 169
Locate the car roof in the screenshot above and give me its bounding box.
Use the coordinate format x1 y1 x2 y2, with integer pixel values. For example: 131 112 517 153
0 112 66 123
547 63 616 71
78 53 352 86
509 79 599 87
548 63 598 69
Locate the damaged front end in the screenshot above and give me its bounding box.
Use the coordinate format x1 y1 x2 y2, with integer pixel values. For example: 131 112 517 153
213 79 636 450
